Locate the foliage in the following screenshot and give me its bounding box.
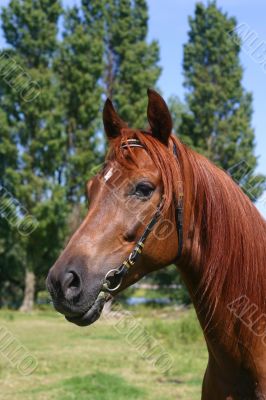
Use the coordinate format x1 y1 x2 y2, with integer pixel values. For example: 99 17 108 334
0 0 67 308
104 0 161 127
55 0 105 201
180 1 265 200
168 95 187 135
149 265 191 305
0 0 161 308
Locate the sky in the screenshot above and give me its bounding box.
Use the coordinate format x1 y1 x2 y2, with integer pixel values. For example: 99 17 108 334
0 0 265 217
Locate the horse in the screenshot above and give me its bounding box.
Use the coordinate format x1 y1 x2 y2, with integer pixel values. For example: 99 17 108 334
46 89 266 399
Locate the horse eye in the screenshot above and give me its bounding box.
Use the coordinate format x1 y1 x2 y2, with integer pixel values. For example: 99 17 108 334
134 183 154 199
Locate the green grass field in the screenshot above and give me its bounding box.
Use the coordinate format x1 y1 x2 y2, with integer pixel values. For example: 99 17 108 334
0 306 207 400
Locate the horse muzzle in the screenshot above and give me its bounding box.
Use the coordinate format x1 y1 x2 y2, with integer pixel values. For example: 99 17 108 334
46 263 110 325
65 291 108 326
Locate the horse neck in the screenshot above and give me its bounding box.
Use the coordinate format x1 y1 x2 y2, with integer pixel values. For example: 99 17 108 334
177 145 266 352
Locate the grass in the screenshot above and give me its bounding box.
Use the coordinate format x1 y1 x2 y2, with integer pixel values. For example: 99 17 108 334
0 306 207 400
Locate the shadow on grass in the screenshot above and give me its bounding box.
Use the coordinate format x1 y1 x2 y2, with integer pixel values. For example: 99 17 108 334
58 371 145 400
15 371 145 400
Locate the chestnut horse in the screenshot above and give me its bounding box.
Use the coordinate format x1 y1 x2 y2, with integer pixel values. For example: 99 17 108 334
47 89 266 399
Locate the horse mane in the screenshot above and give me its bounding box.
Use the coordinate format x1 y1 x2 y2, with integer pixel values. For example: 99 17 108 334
183 140 266 345
108 128 266 346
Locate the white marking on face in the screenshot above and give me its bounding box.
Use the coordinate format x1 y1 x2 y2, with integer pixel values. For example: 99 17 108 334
104 168 113 182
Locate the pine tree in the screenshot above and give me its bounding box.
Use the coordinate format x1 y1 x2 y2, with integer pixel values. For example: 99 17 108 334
104 0 161 127
1 0 67 311
181 1 265 200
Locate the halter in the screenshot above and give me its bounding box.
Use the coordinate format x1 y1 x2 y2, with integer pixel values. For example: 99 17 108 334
102 138 184 293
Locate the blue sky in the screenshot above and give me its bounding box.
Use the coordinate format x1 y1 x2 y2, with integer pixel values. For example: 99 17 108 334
0 0 265 216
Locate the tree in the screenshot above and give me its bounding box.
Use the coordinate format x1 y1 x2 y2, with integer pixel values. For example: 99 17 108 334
55 0 105 202
168 95 187 135
1 0 67 311
0 87 24 306
0 0 162 309
180 1 265 200
104 0 161 127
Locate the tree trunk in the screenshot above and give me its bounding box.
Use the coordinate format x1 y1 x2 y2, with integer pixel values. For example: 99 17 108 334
19 269 35 312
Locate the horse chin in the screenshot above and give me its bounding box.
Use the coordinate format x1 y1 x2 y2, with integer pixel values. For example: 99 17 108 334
65 291 107 327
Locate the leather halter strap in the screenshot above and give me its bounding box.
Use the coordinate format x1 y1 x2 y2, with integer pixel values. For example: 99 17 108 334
102 138 184 292
173 142 184 263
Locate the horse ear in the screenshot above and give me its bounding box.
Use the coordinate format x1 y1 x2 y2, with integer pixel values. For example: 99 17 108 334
103 98 128 139
147 89 172 145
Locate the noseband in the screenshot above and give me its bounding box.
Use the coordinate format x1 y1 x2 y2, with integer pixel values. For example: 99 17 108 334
102 137 184 293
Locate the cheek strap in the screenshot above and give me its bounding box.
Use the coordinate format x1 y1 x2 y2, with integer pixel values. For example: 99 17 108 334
102 199 164 292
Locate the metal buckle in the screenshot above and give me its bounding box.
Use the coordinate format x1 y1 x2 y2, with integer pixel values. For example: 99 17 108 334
103 268 124 292
121 139 144 149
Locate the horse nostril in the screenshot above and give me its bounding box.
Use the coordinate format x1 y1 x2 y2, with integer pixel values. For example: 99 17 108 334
62 271 81 300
